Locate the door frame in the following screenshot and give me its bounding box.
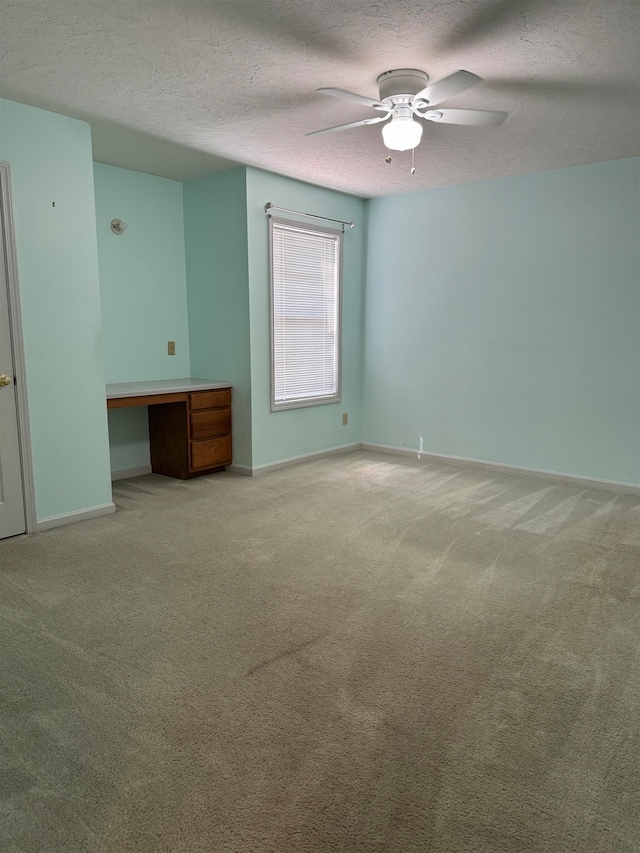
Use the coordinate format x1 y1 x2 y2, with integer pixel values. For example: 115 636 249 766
0 161 37 534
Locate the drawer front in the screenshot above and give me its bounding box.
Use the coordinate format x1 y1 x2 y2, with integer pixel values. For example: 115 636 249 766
190 389 231 411
190 436 232 470
190 408 231 441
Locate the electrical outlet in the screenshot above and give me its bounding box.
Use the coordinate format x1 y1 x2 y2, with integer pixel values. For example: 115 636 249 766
168 341 176 355
342 412 348 425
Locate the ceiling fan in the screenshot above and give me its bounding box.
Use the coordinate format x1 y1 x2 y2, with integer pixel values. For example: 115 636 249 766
307 69 507 153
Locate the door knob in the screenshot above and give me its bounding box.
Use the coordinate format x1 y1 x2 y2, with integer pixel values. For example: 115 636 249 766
0 374 13 387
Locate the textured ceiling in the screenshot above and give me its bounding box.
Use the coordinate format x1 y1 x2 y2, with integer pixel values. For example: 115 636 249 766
1 0 638 197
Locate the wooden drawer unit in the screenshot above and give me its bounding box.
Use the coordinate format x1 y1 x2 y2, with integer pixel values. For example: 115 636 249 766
148 386 232 479
190 408 231 441
191 436 233 471
190 389 231 411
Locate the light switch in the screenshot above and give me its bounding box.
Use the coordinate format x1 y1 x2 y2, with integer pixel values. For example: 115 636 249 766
168 341 176 355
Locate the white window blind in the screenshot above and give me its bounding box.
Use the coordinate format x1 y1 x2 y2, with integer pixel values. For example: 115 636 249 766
270 218 342 410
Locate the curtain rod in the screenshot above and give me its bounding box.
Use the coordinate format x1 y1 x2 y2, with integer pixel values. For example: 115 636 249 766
264 202 356 230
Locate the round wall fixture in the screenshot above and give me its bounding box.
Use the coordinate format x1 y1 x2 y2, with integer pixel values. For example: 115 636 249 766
110 218 127 235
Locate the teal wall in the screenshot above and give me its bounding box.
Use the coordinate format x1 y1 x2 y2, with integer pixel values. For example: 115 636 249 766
94 163 190 382
363 158 640 486
245 168 366 469
0 99 113 519
93 162 190 474
3 95 637 508
105 407 150 474
184 169 252 466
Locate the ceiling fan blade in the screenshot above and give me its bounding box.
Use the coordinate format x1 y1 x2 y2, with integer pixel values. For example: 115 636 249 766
413 70 482 106
424 109 508 127
316 87 386 110
307 115 389 137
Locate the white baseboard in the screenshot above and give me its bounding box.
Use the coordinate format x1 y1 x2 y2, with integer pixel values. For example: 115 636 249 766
360 443 640 496
111 465 152 481
36 502 117 532
104 444 639 496
229 443 361 477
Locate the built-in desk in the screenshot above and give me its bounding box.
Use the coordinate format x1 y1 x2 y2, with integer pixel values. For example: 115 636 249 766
107 378 233 479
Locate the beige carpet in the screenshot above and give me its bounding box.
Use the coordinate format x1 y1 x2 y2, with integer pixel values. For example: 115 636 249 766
1 451 639 852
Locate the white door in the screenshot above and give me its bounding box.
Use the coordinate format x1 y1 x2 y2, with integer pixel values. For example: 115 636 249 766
0 212 25 538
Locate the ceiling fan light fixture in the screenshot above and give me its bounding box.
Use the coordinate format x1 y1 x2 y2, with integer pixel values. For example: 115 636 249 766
382 115 423 151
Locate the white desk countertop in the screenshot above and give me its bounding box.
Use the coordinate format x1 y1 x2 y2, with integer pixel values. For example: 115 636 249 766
106 378 232 399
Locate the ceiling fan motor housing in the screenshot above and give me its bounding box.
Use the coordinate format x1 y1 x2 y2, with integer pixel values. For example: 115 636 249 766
377 69 429 102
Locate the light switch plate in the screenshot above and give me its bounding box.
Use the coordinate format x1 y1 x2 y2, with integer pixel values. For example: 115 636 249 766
168 341 176 355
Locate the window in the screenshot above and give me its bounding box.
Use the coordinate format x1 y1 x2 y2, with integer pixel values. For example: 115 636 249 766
269 217 342 411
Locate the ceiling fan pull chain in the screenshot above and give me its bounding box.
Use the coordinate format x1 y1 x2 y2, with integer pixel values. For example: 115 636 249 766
385 148 392 164
411 148 416 175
